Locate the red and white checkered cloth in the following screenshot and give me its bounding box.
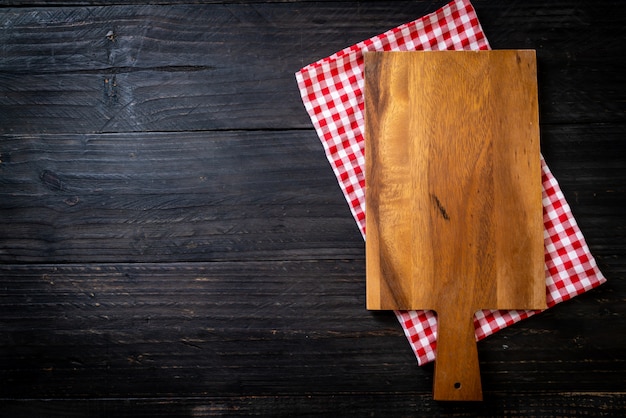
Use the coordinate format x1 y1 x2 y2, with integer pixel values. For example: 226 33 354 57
296 0 606 365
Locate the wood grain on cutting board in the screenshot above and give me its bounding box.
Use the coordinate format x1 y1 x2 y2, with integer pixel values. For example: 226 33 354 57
365 50 546 400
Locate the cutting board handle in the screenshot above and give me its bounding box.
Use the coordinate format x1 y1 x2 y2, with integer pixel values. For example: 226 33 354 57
433 309 482 401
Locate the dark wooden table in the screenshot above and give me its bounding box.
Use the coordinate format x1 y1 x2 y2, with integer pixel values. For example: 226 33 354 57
1 1 624 416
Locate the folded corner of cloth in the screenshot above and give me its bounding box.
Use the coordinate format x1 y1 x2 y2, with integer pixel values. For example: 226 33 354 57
295 0 606 366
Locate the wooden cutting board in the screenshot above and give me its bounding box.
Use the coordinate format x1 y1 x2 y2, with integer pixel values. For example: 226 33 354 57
364 50 546 401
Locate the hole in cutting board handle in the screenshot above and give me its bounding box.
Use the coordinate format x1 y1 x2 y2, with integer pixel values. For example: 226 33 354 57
432 310 483 400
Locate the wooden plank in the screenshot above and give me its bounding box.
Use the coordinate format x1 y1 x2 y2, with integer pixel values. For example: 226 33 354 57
0 262 624 399
0 124 622 263
2 393 626 417
0 261 413 398
0 2 444 134
2 0 338 4
0 130 364 263
1 1 624 134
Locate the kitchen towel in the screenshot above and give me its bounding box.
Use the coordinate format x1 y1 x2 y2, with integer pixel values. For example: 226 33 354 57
295 0 606 365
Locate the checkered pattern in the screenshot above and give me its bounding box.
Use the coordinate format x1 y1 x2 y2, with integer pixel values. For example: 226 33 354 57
296 0 606 365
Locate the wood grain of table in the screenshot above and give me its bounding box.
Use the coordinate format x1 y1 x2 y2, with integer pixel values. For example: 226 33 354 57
1 1 624 416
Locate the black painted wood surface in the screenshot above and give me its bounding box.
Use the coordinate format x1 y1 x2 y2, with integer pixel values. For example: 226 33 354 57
1 1 625 416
